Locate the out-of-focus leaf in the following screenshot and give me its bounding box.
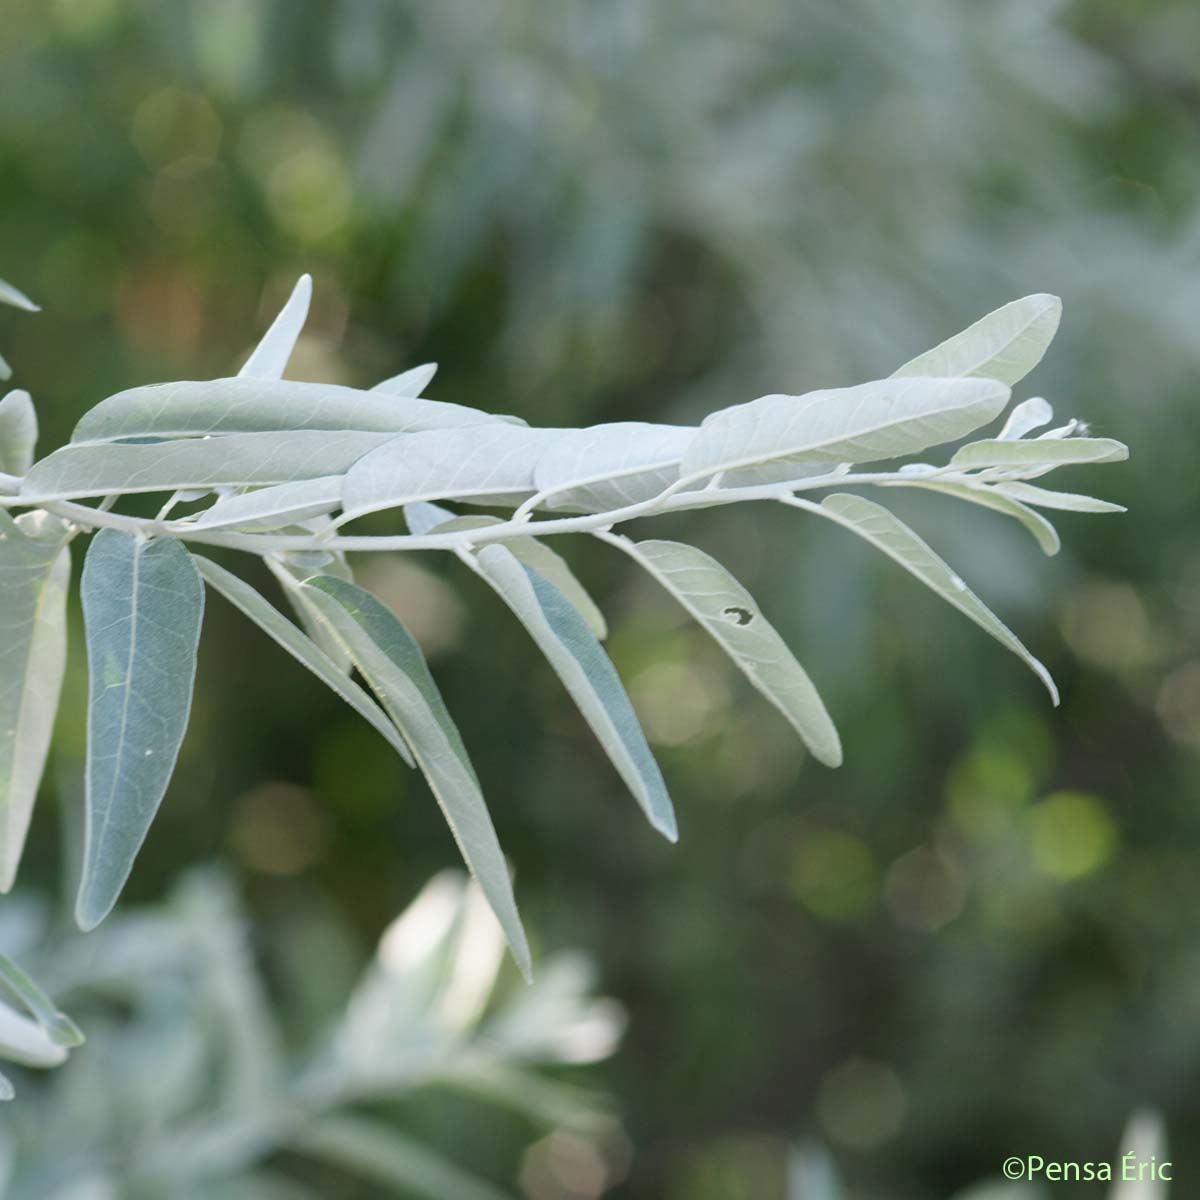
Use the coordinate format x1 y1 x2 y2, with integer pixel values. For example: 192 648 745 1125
238 275 312 380
372 363 438 397
893 295 1062 385
0 510 70 891
0 997 68 1068
472 545 676 840
0 390 37 476
23 431 398 501
72 378 506 442
0 952 83 1047
605 536 842 765
194 556 413 767
998 396 1054 440
0 278 38 313
801 493 1058 703
298 1115 512 1200
341 425 563 518
1110 1110 1168 1200
683 377 1010 484
787 1142 846 1200
299 575 531 979
77 531 204 930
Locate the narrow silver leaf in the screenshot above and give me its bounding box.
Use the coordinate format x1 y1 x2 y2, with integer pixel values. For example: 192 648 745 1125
238 275 312 381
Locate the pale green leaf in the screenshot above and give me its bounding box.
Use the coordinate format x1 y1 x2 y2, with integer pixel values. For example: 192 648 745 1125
0 511 70 891
803 493 1058 703
299 575 531 979
531 422 694 512
406 504 607 640
0 997 66 1069
341 425 563 518
190 476 343 531
23 431 399 501
892 294 1062 385
298 1115 512 1200
0 952 83 1048
950 437 1128 470
0 391 37 476
239 275 311 380
903 480 1061 555
997 396 1053 440
77 530 205 930
684 377 1010 484
605 536 842 766
472 544 676 840
72 377 505 442
267 538 358 675
1110 1110 1167 1200
0 352 9 383
994 481 1125 513
194 556 414 767
372 363 438 397
0 278 38 314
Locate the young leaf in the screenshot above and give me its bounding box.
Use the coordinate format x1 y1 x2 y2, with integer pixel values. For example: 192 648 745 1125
77 530 205 930
798 493 1058 703
997 396 1053 440
406 505 608 640
470 544 676 841
603 536 842 767
239 275 312 380
189 476 343 531
950 437 1129 470
683 377 1010 485
531 422 694 512
72 378 504 443
299 575 531 979
23 431 399 501
892 294 1062 385
372 363 438 397
0 511 70 891
0 391 37 476
994 481 1126 513
901 480 1061 555
194 556 414 767
341 425 563 519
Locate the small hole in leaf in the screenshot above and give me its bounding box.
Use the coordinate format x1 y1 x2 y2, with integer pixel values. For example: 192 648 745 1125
723 606 753 626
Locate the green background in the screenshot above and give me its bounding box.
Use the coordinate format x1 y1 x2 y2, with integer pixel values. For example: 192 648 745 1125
2 0 1198 1195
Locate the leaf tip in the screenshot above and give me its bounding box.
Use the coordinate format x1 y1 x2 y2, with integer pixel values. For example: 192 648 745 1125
74 887 115 933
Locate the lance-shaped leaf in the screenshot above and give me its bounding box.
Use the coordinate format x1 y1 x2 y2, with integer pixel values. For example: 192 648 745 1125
683 377 1010 485
72 378 504 443
798 493 1058 702
0 953 83 1048
892 294 1062 385
0 391 37 476
406 503 607 640
997 396 1053 440
267 551 356 675
373 363 438 397
470 545 675 841
531 422 694 512
194 556 414 767
23 431 399 502
341 425 564 519
899 480 1061 555
950 437 1129 471
0 998 68 1069
298 575 531 979
239 275 312 380
77 530 205 930
0 278 38 313
603 536 842 767
993 481 1125 513
189 476 344 531
0 511 70 891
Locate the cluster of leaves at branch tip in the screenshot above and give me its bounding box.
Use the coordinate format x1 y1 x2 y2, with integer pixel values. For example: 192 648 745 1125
0 273 1127 1020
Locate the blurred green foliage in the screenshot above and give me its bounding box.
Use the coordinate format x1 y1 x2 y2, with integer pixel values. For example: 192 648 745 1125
1 0 1199 1196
